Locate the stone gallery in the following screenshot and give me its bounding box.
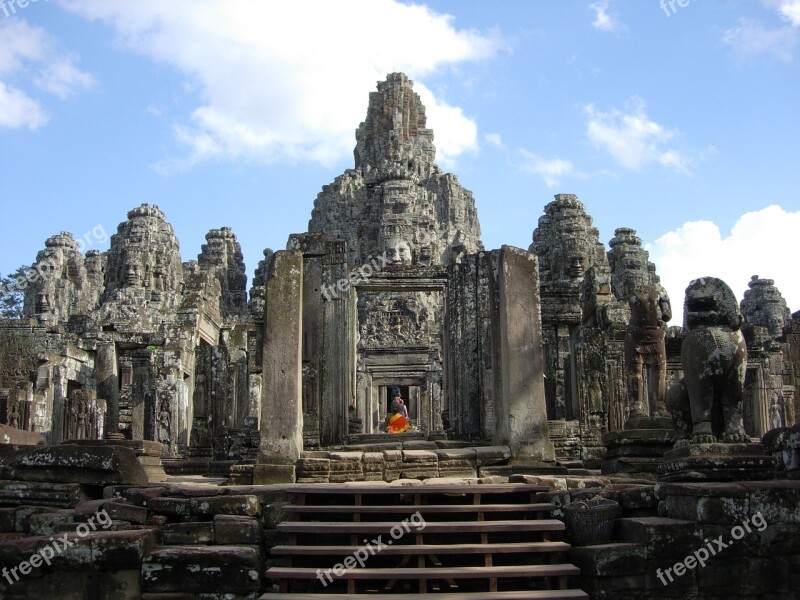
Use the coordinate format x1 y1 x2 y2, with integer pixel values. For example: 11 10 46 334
0 73 798 599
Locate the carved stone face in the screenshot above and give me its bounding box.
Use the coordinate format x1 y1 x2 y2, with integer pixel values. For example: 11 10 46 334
123 259 143 287
36 293 51 313
569 256 585 278
386 239 413 265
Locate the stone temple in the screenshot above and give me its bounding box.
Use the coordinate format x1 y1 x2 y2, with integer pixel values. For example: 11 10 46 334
0 73 799 599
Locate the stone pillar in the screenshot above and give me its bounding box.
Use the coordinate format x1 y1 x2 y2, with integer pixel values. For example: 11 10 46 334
255 251 304 484
320 242 350 446
496 246 555 464
97 341 121 439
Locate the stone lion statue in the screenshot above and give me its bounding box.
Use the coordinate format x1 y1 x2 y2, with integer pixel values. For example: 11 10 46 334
666 277 749 445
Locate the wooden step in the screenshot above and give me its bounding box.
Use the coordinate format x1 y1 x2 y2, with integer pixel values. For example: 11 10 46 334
277 519 564 534
284 503 555 515
260 591 589 600
270 541 571 557
266 563 580 581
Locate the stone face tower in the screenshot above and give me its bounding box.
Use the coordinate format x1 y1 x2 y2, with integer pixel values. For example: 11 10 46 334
308 73 482 268
741 275 792 339
198 227 248 318
531 194 608 421
293 73 484 440
23 232 103 325
97 204 184 331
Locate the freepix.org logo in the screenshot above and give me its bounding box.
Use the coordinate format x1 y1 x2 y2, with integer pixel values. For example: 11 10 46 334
1 0 48 18
316 511 427 587
2 508 113 586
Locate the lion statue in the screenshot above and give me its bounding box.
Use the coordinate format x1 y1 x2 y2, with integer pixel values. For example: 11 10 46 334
666 277 749 445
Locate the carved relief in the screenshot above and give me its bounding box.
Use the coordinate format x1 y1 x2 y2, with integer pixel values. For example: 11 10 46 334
358 292 438 348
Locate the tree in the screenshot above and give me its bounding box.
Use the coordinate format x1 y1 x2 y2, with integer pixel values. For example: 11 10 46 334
0 266 29 319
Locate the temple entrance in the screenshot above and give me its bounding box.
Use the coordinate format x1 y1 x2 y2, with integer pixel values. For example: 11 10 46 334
384 385 418 421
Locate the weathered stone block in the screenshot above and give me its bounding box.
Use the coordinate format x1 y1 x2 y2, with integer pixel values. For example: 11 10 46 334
477 465 512 477
665 494 749 524
617 517 703 558
147 497 191 517
190 495 259 517
11 505 53 533
474 445 512 466
252 464 295 485
214 515 261 545
0 479 91 508
91 529 158 570
142 546 261 593
617 486 658 512
570 543 647 577
122 487 167 507
162 522 215 545
27 510 74 535
4 445 148 486
643 559 698 594
0 506 16 532
745 481 800 524
0 424 46 446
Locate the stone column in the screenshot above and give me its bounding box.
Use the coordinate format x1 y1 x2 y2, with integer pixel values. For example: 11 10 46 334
255 251 304 484
497 246 555 464
96 341 121 439
320 242 350 446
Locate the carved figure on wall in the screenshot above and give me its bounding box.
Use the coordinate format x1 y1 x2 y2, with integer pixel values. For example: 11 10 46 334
7 404 20 429
302 363 318 413
667 277 749 445
770 392 784 431
624 284 672 428
157 393 171 445
64 389 97 441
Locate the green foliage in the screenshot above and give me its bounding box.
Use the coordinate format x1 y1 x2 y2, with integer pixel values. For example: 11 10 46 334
0 266 29 319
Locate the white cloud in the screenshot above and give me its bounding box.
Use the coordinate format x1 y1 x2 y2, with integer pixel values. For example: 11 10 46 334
415 83 480 169
584 97 689 173
520 150 580 187
484 133 504 148
765 0 800 26
0 81 48 129
724 1 800 61
723 18 799 61
647 205 800 325
590 1 623 33
34 58 95 99
59 0 504 169
0 19 94 129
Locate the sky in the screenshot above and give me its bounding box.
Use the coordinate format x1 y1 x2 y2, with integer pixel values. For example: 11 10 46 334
1 0 798 324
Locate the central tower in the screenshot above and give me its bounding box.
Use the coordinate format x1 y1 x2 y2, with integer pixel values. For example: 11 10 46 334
298 73 483 440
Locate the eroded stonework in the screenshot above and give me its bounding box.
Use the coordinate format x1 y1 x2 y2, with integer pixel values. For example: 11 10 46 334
309 73 482 269
741 274 791 339
0 71 797 480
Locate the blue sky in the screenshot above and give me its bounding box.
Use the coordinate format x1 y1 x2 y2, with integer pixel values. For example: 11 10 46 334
1 0 798 323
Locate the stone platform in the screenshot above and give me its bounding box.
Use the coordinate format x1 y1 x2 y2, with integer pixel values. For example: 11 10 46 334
658 442 774 482
68 439 168 483
601 429 677 475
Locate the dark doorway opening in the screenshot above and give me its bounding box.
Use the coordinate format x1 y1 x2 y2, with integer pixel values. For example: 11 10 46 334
386 386 410 417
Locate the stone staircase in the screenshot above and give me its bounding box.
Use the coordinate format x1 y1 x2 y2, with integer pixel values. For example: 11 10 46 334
260 483 589 599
